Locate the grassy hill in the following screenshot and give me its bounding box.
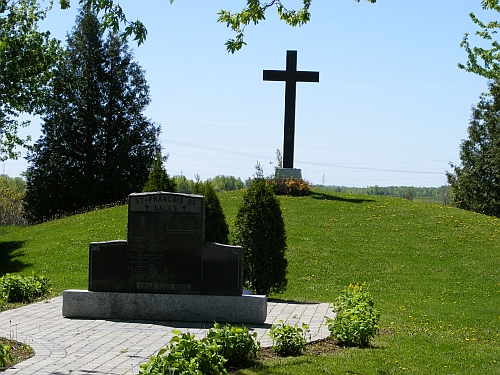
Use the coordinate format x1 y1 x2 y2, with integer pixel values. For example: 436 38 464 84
1 189 499 374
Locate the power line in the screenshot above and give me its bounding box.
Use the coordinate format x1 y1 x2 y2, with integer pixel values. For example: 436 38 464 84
163 138 446 176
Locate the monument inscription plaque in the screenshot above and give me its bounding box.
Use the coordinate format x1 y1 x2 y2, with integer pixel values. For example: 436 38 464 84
127 192 205 294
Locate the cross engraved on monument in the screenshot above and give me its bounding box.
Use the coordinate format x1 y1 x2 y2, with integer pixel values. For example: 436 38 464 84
263 50 319 169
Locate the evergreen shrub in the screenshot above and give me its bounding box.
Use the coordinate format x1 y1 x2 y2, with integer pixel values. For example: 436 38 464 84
233 179 287 295
193 181 229 243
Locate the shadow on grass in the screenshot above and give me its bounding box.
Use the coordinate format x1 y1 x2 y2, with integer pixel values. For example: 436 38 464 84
0 241 29 275
311 192 375 204
243 356 315 373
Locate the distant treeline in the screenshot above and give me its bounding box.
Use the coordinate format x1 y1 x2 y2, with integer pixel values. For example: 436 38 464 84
314 185 451 204
173 175 246 194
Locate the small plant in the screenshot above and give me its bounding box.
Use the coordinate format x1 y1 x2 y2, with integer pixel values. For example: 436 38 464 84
0 273 51 303
206 322 260 366
0 344 12 368
325 282 380 347
139 331 227 375
269 320 310 356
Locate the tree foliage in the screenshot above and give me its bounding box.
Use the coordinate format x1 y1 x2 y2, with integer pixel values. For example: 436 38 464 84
218 0 376 53
173 175 195 194
0 175 27 225
193 180 229 244
0 0 60 160
24 9 160 223
208 175 244 192
447 83 500 217
60 1 375 52
57 0 168 45
233 179 287 295
458 0 500 82
143 152 176 193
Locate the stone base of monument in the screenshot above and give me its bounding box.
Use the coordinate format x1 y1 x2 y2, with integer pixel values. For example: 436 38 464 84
275 168 302 179
62 290 267 324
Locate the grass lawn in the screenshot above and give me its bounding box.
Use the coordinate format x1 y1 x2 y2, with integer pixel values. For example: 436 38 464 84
1 189 499 374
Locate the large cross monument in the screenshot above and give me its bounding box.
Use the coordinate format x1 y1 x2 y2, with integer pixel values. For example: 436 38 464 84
263 50 319 178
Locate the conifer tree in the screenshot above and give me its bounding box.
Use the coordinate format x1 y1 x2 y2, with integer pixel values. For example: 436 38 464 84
143 152 176 193
447 83 500 217
24 9 160 222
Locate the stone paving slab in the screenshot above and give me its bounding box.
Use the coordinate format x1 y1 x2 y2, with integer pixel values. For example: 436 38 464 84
1 296 335 375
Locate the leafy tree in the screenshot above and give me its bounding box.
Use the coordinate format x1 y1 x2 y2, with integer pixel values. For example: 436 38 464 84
447 83 500 217
143 152 176 193
0 0 60 160
218 0 376 53
193 181 229 244
173 175 195 194
233 178 287 295
58 1 376 52
0 175 27 225
24 9 160 223
459 0 500 82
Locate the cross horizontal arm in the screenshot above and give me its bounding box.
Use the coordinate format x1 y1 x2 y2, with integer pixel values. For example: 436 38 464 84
296 71 319 83
263 70 286 81
263 70 319 83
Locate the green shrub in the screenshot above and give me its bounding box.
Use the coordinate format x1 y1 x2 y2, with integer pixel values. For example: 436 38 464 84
139 323 261 374
206 323 260 367
269 320 310 356
193 181 229 243
233 179 287 295
139 331 227 375
0 273 51 303
0 344 12 368
325 282 380 347
267 177 311 196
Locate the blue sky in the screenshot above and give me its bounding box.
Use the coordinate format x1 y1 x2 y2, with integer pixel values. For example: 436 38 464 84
3 0 494 187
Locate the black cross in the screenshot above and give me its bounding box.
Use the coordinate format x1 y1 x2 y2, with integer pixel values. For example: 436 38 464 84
263 50 319 169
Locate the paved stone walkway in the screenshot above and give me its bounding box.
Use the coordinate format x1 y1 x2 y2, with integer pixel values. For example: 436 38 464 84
1 296 335 375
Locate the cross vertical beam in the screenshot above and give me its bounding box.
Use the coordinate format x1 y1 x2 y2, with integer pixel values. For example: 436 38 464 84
263 50 319 169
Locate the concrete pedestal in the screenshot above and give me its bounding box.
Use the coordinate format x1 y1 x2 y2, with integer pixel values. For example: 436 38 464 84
62 290 267 324
275 168 302 179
